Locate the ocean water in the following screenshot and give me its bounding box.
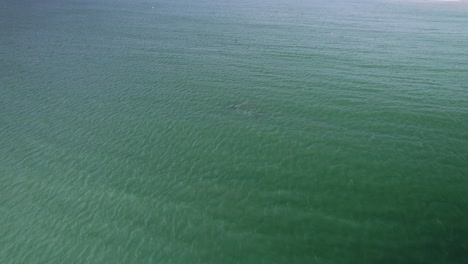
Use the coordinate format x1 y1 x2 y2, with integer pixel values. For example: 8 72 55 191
1 0 467 263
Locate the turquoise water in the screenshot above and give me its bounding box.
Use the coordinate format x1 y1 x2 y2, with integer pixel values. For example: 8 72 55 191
1 0 467 263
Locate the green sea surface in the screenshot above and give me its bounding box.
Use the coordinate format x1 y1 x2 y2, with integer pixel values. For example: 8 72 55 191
1 0 467 263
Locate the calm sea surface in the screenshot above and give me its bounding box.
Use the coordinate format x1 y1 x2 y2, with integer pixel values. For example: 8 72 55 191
1 0 467 263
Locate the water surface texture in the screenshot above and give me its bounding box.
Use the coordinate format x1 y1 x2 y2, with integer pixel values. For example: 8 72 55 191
1 0 468 263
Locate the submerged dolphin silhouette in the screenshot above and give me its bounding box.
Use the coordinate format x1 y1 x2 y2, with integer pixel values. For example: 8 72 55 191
229 100 249 109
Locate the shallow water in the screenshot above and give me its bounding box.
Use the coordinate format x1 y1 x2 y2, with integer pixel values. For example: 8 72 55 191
1 0 467 263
